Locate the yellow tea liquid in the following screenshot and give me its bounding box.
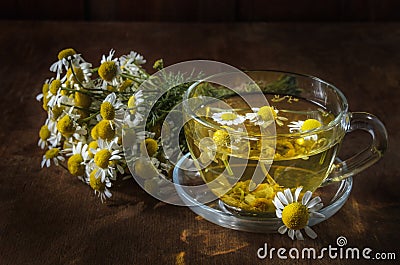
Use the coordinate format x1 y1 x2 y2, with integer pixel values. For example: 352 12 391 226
184 93 343 214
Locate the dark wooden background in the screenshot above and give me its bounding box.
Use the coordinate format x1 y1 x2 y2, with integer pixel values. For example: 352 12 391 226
1 1 400 264
2 0 400 22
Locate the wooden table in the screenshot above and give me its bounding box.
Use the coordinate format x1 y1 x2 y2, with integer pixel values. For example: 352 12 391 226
0 21 399 265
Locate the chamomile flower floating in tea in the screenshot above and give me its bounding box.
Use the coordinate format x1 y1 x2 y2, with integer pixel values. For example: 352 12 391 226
246 106 288 127
212 111 246 126
288 118 322 133
273 187 325 240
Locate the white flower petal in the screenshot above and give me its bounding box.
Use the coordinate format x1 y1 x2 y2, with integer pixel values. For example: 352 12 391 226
110 155 122 160
304 226 318 239
302 191 312 205
307 196 322 208
278 225 287 234
105 189 112 198
273 196 285 210
284 188 293 204
309 203 324 212
275 209 282 218
277 191 288 205
288 229 295 240
309 212 325 219
101 170 107 182
95 169 101 179
295 230 304 240
294 186 302 202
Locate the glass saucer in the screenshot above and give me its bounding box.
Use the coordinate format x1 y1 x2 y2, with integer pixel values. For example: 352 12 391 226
173 153 353 233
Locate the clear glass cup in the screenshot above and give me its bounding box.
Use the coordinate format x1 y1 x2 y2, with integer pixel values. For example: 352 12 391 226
183 70 388 216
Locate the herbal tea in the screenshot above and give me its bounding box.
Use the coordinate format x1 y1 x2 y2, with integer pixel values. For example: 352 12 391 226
184 93 344 214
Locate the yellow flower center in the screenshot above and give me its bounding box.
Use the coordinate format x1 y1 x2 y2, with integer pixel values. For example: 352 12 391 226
96 120 115 140
49 79 62 95
42 83 49 94
74 90 92 108
45 148 60 159
94 149 112 169
300 119 322 132
98 61 117 82
58 48 76 60
212 130 230 146
257 106 277 121
127 95 136 114
119 79 133 91
57 115 75 137
221 112 238 121
140 138 158 156
281 202 309 230
100 101 115 120
91 123 99 140
39 125 51 140
88 141 98 158
67 66 85 83
67 154 84 176
42 96 49 111
51 105 64 119
89 169 105 192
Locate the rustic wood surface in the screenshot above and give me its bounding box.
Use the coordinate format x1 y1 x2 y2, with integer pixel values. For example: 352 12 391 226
0 21 399 265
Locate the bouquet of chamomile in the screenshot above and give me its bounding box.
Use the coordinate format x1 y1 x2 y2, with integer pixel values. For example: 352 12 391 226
37 48 186 202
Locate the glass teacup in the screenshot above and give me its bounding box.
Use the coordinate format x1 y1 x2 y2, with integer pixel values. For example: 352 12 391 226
183 70 387 215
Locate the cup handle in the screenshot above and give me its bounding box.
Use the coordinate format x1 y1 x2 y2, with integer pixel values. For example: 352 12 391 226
322 112 388 186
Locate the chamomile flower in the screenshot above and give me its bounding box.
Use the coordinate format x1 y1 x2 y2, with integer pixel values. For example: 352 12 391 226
98 92 125 129
63 62 93 86
128 90 144 111
41 114 62 147
273 187 325 240
288 119 322 140
89 168 112 203
38 125 51 149
125 90 145 127
212 111 246 126
288 118 322 132
50 48 85 79
66 142 90 180
41 147 65 168
46 79 65 108
246 106 288 127
98 49 121 87
90 138 124 182
119 51 146 75
56 110 87 140
36 80 50 102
